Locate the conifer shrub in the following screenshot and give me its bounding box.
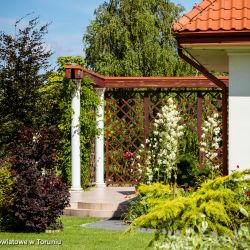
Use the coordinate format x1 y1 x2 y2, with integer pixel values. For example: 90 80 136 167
128 170 250 236
123 183 185 223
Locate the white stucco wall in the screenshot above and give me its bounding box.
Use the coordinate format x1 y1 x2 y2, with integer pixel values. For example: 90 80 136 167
228 53 250 173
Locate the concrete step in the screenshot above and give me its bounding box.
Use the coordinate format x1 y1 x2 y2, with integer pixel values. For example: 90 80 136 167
64 207 125 218
64 201 130 218
76 202 129 210
64 187 136 218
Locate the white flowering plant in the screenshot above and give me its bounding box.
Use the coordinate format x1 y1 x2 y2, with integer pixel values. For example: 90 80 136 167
137 98 184 185
200 112 222 173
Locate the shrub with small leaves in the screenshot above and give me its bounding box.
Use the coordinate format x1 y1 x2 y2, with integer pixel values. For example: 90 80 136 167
0 166 15 209
12 127 59 172
0 165 15 227
0 16 52 157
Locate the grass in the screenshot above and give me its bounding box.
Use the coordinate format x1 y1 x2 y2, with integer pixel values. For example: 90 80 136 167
0 216 152 250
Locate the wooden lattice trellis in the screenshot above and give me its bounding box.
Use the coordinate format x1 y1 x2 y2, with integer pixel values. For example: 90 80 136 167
64 66 228 185
105 89 223 185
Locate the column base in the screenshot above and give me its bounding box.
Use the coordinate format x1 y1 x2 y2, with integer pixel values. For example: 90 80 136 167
95 182 106 188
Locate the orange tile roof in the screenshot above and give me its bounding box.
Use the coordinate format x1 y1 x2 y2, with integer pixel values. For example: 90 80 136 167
173 0 250 32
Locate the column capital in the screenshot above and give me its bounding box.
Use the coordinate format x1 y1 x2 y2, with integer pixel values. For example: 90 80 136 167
95 88 106 97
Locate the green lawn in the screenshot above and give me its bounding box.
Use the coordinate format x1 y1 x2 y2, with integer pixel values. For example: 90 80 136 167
0 217 152 250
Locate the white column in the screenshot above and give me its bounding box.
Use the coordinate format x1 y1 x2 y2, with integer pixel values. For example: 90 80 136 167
71 79 82 191
95 88 106 187
228 52 250 173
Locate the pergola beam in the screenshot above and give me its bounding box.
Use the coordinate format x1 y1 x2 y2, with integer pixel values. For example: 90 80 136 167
64 65 228 88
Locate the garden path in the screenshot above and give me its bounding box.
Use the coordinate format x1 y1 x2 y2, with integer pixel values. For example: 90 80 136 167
82 219 154 233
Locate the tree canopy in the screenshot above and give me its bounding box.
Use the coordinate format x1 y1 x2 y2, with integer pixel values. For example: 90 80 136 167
0 17 52 155
83 0 195 76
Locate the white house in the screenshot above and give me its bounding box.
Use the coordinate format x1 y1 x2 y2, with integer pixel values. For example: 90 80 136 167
173 0 250 173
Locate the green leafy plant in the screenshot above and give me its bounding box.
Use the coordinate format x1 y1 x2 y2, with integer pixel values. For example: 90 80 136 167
152 220 250 250
42 56 100 188
176 154 199 189
177 155 220 190
0 165 15 227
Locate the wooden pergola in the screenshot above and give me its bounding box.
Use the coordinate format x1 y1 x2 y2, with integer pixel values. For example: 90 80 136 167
65 65 229 187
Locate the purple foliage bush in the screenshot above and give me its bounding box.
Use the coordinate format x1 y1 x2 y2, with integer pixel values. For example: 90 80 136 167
12 127 59 171
1 127 70 232
8 166 70 232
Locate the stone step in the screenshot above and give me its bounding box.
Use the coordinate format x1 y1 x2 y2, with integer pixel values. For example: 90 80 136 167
64 208 124 218
69 202 78 209
76 202 129 211
64 187 136 218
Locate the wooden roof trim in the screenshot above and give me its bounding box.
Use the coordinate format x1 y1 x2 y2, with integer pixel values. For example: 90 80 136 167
181 42 250 47
175 30 250 45
176 30 250 36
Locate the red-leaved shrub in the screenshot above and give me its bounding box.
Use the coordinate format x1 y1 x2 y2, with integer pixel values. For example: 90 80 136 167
1 127 70 232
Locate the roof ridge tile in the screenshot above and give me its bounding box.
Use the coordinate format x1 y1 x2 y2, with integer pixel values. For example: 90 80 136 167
172 0 250 32
173 0 216 31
